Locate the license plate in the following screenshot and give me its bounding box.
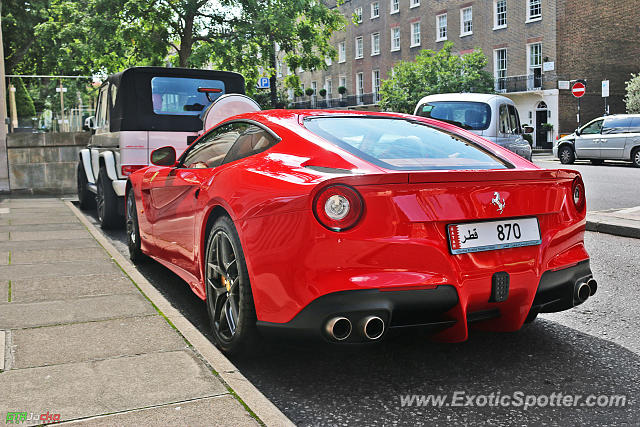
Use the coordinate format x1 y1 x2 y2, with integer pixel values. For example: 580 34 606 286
448 217 541 255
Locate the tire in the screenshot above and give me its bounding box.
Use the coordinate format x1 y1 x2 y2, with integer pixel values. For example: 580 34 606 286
126 189 146 264
558 145 575 164
205 215 257 355
590 159 604 165
96 167 121 229
77 162 96 210
632 148 640 168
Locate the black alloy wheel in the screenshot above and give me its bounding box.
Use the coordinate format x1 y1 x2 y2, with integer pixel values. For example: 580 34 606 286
126 189 145 263
205 216 257 354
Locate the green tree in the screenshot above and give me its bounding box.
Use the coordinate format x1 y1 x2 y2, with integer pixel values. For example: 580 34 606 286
223 0 347 107
12 77 37 124
378 41 494 113
625 73 640 113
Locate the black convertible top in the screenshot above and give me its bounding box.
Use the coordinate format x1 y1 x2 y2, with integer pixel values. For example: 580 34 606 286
105 67 245 132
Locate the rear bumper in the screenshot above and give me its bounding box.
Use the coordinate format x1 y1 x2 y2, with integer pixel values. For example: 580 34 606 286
256 261 594 343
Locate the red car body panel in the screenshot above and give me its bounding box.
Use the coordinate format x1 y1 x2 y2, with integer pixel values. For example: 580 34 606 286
128 109 590 342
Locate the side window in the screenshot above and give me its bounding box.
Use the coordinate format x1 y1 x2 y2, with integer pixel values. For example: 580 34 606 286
580 119 603 135
223 125 278 165
96 86 109 130
628 117 640 133
498 104 510 134
507 105 521 134
181 123 244 168
602 117 632 134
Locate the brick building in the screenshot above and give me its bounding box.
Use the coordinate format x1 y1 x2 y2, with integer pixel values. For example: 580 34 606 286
277 0 640 147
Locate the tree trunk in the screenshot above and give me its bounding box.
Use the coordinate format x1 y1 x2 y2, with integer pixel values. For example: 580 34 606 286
178 14 195 67
268 34 278 108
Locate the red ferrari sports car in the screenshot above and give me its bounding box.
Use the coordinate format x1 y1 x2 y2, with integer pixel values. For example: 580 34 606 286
126 108 596 354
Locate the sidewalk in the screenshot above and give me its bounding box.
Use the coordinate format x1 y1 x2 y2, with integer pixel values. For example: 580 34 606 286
0 197 285 426
587 206 640 239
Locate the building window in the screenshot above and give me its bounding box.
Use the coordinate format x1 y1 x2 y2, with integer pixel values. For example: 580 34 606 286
436 14 447 41
410 0 419 8
276 61 282 77
356 72 364 104
355 36 364 59
371 32 380 56
411 22 421 47
311 81 317 104
371 1 379 18
372 69 381 102
354 7 363 23
528 43 542 89
339 75 346 96
494 48 507 92
494 0 507 29
527 0 541 21
338 41 346 63
390 0 399 14
326 79 332 98
325 56 332 66
460 7 473 36
391 27 400 51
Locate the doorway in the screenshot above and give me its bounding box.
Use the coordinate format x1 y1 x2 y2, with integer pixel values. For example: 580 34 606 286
535 101 550 148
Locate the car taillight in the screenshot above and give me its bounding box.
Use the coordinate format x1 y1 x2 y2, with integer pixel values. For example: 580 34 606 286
313 185 364 231
121 165 145 176
572 176 586 211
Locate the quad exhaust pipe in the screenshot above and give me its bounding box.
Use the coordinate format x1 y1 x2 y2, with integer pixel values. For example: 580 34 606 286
325 317 352 341
325 315 386 341
574 278 598 304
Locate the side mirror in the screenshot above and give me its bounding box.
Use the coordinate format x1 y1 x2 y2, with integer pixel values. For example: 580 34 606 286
575 128 581 136
523 125 534 134
150 146 177 166
83 116 95 132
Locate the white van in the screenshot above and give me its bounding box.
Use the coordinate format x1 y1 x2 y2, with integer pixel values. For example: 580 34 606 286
414 93 533 160
77 67 260 228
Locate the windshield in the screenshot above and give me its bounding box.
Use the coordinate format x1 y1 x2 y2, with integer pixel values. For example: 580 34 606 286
415 101 491 130
304 116 509 171
151 77 226 116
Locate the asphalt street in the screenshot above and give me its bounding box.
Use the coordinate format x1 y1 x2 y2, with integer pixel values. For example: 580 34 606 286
77 157 640 425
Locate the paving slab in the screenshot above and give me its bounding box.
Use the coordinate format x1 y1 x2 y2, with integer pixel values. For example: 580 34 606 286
61 395 259 426
4 274 136 304
0 294 156 329
9 229 91 241
0 222 84 233
0 260 122 281
0 251 8 265
0 232 7 241
9 247 110 265
0 351 226 422
12 316 186 369
0 281 7 302
2 216 81 225
0 238 99 252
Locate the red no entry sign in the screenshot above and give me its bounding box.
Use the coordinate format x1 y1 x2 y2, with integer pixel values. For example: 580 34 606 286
572 82 586 98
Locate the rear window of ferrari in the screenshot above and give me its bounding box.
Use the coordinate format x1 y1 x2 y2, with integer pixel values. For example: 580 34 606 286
304 116 510 171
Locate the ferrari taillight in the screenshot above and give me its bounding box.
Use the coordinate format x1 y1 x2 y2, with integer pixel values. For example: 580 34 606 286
121 165 145 176
313 185 364 232
572 176 586 212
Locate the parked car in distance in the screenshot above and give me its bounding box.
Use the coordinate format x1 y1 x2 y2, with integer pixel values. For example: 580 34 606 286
554 114 640 167
414 93 533 161
77 66 253 228
127 109 594 355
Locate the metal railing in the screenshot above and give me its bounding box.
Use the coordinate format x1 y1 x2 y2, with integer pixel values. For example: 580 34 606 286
289 92 380 109
495 74 545 93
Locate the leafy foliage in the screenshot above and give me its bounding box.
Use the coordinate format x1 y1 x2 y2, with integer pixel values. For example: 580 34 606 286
378 42 494 114
625 73 640 114
13 77 37 121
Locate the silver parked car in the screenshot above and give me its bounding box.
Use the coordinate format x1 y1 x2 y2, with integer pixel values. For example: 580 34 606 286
414 93 533 161
554 114 640 167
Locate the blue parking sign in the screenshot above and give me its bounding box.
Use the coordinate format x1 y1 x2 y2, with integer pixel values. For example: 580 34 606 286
257 77 270 89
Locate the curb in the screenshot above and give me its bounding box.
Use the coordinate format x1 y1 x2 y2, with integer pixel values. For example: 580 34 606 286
586 219 640 239
65 201 294 427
